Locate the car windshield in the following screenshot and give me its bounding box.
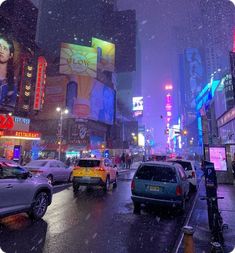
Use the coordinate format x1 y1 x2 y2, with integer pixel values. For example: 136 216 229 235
135 165 177 183
26 160 48 167
171 161 192 171
77 160 101 167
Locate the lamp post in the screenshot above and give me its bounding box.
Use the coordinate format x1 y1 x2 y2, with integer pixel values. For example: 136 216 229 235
56 107 69 161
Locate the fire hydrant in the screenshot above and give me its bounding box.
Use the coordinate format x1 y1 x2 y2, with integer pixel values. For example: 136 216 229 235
182 226 195 253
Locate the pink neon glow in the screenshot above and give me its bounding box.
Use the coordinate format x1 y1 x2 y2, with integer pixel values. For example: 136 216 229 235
165 84 173 90
233 29 235 52
167 111 172 116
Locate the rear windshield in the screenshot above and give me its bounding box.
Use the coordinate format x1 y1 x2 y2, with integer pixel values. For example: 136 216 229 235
26 160 48 167
171 161 192 171
135 165 177 183
77 160 101 167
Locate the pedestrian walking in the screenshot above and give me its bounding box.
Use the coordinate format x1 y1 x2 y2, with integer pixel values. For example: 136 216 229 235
127 155 132 169
121 153 125 169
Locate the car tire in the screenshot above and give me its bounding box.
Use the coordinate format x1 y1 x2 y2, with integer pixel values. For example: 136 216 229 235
28 192 49 220
133 202 141 214
73 181 80 192
47 175 54 185
113 175 117 188
190 183 197 192
103 176 110 192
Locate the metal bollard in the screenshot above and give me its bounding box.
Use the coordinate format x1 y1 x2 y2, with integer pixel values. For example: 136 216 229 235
211 242 224 253
182 226 195 253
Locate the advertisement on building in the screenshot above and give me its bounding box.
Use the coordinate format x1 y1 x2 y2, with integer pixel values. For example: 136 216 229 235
73 78 115 125
0 34 22 112
132 97 143 111
92 37 115 72
209 147 227 171
230 52 235 101
185 48 205 110
59 42 97 78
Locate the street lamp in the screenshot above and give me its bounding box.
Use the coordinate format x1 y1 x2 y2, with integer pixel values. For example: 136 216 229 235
56 107 69 160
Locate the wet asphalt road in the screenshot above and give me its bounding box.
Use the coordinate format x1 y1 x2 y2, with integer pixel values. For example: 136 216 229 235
0 170 197 253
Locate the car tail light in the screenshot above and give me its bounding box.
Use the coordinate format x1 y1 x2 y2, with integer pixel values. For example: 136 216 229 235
176 185 182 196
192 171 195 178
131 180 135 190
96 167 105 171
31 169 43 173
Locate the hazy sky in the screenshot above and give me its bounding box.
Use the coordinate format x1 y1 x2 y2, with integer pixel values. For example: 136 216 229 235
117 0 202 148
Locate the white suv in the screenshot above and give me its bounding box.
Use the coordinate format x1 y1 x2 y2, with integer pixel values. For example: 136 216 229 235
168 159 197 191
0 163 53 219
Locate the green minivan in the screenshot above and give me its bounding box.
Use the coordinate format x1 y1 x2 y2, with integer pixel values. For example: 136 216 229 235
131 161 189 213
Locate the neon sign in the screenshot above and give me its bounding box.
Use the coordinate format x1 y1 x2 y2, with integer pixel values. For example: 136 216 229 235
34 56 47 110
0 115 14 129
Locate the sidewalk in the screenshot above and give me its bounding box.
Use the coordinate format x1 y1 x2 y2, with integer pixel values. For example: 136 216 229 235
117 161 141 174
177 182 235 253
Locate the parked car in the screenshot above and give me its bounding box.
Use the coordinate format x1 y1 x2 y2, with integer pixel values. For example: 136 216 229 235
25 159 72 184
0 163 52 219
72 158 118 192
168 159 197 191
0 157 19 166
131 161 189 213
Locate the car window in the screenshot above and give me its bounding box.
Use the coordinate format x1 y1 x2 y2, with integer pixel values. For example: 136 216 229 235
58 162 66 168
171 160 192 171
26 160 48 167
135 165 177 183
0 166 27 179
77 160 101 167
177 166 187 180
50 162 58 168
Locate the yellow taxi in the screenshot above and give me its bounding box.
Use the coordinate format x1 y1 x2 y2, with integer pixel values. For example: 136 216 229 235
72 158 118 192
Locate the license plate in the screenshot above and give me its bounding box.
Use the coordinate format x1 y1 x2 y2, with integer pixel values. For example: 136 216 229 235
149 186 160 191
83 176 91 180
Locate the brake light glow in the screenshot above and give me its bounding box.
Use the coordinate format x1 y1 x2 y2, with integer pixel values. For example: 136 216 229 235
31 170 43 173
131 180 135 190
96 167 105 171
192 171 195 178
176 185 182 196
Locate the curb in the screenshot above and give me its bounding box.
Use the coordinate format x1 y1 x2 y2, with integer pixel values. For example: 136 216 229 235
173 179 203 253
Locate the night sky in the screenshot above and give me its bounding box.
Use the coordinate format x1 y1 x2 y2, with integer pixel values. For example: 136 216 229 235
118 0 234 149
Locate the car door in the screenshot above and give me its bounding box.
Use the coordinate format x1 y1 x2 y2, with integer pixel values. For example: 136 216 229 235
49 161 61 182
58 161 70 181
0 166 34 214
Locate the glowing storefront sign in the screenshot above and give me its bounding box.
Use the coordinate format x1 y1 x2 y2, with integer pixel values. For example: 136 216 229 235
0 130 41 140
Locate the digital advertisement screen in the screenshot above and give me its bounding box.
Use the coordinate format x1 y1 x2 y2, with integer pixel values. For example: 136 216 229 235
90 80 115 125
0 34 21 112
59 42 97 77
92 38 115 72
209 147 227 171
133 97 143 111
133 110 143 117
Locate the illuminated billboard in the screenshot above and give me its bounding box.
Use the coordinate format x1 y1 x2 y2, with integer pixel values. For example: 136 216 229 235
132 97 143 111
59 43 97 77
209 147 227 171
0 35 20 112
92 38 115 72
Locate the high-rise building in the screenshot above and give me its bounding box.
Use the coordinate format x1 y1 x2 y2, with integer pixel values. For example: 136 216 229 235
200 0 235 82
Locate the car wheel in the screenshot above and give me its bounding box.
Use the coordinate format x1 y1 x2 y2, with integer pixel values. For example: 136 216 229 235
133 202 141 214
190 183 197 192
113 175 117 188
103 176 110 192
73 181 80 192
28 192 49 220
47 175 54 185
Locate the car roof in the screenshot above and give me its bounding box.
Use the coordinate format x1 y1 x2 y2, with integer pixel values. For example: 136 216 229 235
141 161 176 167
168 159 194 163
79 158 104 161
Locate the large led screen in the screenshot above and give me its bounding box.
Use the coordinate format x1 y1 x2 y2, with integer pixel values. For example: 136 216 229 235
59 43 97 77
92 38 115 72
0 34 21 112
132 97 143 111
209 147 227 171
90 80 115 125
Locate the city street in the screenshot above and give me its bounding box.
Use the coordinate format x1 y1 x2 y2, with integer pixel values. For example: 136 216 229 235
0 171 197 253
